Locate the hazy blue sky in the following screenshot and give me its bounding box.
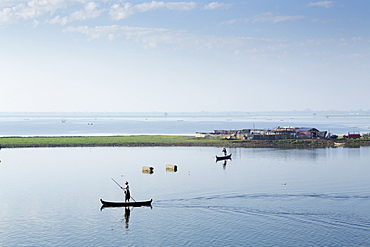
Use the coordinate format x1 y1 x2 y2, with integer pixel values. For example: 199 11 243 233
1 0 369 112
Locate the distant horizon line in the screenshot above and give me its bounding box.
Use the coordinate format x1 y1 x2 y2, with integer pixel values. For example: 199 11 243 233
0 110 369 116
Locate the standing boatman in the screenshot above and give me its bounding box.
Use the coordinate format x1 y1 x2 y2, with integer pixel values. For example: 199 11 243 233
222 147 227 156
121 181 131 202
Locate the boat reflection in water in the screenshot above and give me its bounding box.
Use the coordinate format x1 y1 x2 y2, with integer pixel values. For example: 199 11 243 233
100 200 153 229
215 153 232 169
100 206 132 229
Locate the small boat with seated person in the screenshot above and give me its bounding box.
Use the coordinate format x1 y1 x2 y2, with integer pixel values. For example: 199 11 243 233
100 199 152 207
215 153 232 161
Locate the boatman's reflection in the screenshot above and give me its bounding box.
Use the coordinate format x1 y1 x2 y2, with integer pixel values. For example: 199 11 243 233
124 207 131 229
223 160 227 169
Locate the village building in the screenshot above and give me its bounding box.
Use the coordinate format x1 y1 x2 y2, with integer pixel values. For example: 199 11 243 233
196 127 327 140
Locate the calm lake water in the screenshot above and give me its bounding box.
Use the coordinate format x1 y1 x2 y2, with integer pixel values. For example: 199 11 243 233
0 114 369 136
0 146 369 246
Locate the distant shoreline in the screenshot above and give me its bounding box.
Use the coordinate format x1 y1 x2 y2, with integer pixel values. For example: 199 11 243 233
1 135 370 149
1 110 370 117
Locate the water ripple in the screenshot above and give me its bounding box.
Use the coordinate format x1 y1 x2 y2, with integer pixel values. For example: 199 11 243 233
154 192 370 238
157 192 370 203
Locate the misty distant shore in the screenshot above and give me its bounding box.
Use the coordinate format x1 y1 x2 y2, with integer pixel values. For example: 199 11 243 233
1 110 370 118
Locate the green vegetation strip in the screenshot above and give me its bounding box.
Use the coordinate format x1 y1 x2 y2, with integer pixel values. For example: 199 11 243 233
1 135 370 149
0 135 229 148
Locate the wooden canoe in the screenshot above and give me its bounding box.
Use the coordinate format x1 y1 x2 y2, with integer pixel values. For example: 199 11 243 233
100 199 152 207
215 153 232 161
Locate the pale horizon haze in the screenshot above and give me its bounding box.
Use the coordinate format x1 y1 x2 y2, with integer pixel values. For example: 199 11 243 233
1 0 369 113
